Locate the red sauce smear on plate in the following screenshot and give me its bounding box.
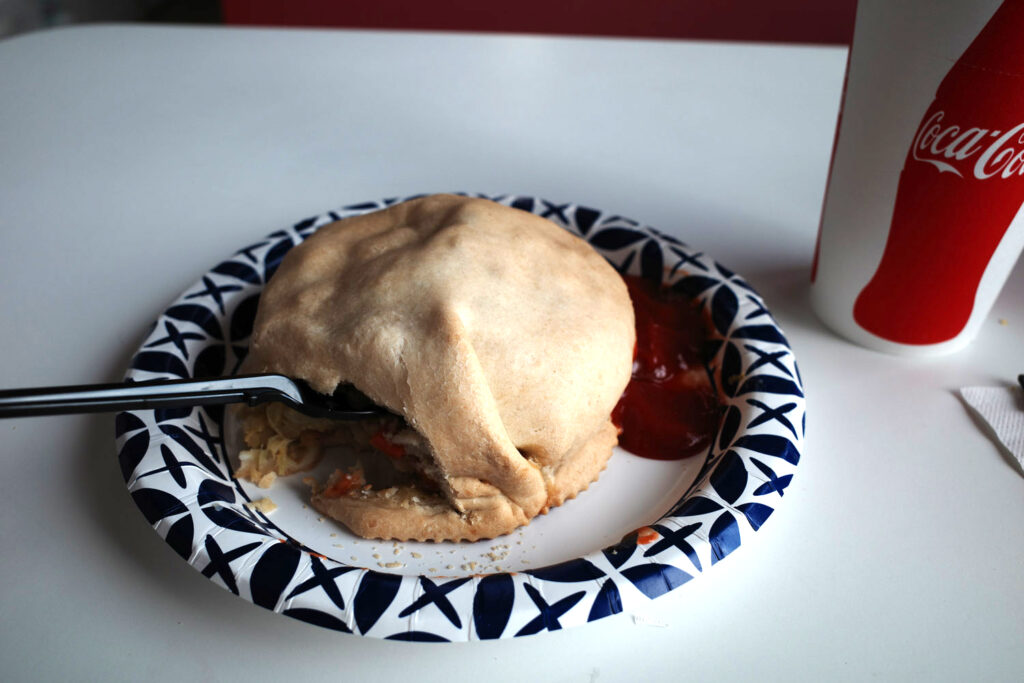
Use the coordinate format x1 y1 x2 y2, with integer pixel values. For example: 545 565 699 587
612 275 721 460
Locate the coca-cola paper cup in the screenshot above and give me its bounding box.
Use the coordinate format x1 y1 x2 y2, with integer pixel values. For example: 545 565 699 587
812 0 1024 356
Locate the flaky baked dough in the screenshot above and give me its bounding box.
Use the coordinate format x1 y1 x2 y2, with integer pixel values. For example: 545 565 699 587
243 194 635 541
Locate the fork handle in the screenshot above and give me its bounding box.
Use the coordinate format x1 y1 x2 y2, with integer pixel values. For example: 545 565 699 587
0 375 302 418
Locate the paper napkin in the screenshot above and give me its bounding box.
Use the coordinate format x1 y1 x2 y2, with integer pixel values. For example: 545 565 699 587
959 385 1024 477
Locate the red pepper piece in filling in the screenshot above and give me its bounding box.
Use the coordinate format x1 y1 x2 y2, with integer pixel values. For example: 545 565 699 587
370 431 406 459
322 470 363 498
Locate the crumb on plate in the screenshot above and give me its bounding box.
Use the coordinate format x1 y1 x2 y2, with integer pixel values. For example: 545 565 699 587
244 497 277 514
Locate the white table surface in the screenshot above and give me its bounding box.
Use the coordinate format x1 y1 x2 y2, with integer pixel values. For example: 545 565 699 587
1 24 1021 682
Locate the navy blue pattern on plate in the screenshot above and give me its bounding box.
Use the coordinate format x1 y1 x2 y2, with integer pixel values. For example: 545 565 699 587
117 193 805 640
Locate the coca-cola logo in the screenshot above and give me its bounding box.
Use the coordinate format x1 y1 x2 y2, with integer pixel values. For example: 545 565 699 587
912 111 1024 179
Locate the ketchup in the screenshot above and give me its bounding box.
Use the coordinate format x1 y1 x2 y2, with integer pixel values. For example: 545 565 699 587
612 275 721 460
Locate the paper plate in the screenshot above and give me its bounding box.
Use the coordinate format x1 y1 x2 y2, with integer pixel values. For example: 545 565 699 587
116 193 805 641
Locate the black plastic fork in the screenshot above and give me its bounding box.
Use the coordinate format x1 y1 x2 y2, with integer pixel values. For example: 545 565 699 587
0 374 386 419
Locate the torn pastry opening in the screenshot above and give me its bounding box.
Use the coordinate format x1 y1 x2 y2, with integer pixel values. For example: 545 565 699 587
234 394 451 511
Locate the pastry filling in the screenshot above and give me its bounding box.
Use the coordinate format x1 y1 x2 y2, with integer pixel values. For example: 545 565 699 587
234 402 448 507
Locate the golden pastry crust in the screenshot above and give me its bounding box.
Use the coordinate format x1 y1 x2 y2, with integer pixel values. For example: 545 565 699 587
242 194 635 541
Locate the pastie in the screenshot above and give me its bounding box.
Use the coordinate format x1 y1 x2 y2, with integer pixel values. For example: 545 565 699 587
236 194 635 541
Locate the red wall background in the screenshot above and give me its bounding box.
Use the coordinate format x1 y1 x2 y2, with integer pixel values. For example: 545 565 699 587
221 1 857 45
